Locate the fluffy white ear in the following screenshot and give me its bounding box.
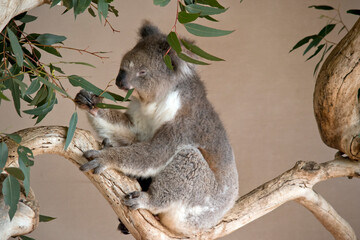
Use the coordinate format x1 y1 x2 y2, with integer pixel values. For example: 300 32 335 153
139 20 161 39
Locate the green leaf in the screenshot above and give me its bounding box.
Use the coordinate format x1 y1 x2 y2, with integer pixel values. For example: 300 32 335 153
18 15 38 23
0 142 8 170
178 11 200 24
23 95 57 116
17 146 34 167
5 134 22 144
167 32 182 53
25 79 41 95
38 76 70 97
0 91 10 101
59 61 96 68
95 103 127 109
314 44 333 76
318 24 336 38
2 175 20 220
303 36 322 55
97 0 109 21
18 158 30 196
67 75 115 101
123 88 134 101
308 5 334 10
347 9 360 16
195 0 225 9
185 4 227 16
181 39 224 61
153 0 171 7
35 45 62 57
51 0 62 7
289 35 317 53
30 85 48 106
12 75 28 97
163 54 173 70
64 112 78 150
184 23 234 37
7 27 24 68
5 167 25 181
7 78 22 116
73 0 92 17
106 91 126 101
39 214 57 222
202 15 218 22
36 34 66 45
19 235 35 240
88 7 96 17
306 44 325 61
178 52 209 65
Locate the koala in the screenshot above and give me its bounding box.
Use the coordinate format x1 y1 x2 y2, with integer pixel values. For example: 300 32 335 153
75 22 239 235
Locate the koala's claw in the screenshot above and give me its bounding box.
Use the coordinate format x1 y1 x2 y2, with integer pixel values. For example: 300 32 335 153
80 150 107 174
123 191 141 210
74 89 103 111
101 138 113 148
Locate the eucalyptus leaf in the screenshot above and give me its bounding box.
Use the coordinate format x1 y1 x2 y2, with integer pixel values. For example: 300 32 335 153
5 167 25 181
88 7 97 17
23 95 57 116
195 0 225 9
5 134 22 144
97 0 109 21
68 75 115 101
123 88 134 101
17 145 34 167
25 79 41 95
184 23 234 37
19 235 35 240
181 40 224 61
39 214 57 222
50 0 62 8
36 33 66 45
2 175 20 220
7 27 24 68
0 142 8 170
289 35 317 52
163 54 173 70
0 91 10 101
64 112 78 150
185 4 228 16
308 5 334 10
19 158 30 196
178 11 200 24
178 52 209 65
38 76 70 97
35 45 62 57
19 15 38 23
59 61 96 68
347 9 360 16
153 0 171 7
73 0 92 17
96 103 127 109
167 32 182 53
306 44 325 61
7 78 21 116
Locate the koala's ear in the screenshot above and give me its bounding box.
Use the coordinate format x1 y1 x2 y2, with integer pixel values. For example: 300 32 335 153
139 21 161 39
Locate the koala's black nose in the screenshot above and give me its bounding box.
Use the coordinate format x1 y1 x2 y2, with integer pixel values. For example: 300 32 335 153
116 69 128 90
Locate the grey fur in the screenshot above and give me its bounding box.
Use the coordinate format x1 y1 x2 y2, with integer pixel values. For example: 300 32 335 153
75 22 238 234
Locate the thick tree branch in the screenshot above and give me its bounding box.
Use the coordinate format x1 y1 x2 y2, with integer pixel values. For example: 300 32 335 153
0 126 358 240
0 0 50 32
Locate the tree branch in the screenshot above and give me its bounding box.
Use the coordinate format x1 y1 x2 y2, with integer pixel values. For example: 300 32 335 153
0 0 50 32
1 126 358 240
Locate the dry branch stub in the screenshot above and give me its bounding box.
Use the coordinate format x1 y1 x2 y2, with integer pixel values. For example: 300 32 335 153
314 18 360 159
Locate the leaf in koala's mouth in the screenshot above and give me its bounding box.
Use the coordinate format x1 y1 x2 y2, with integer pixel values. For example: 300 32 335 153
95 103 127 109
123 89 134 101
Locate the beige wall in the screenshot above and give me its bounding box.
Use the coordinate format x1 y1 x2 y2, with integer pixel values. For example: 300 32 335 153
2 0 360 239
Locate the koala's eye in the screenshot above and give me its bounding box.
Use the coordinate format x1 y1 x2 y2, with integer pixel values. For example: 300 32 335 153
137 70 147 77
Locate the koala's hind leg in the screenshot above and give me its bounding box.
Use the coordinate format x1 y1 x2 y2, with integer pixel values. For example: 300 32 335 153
124 147 222 234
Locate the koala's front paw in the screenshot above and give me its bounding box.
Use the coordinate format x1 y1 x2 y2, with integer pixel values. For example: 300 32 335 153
74 89 103 115
123 191 142 210
101 138 114 148
80 149 108 174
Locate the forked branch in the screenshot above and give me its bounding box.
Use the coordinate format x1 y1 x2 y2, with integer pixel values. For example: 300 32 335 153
0 126 358 240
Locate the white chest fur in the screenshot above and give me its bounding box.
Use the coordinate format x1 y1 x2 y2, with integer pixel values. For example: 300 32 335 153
128 91 181 141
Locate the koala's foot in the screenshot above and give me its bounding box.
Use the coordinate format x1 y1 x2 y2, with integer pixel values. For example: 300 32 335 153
117 219 130 235
74 89 103 115
123 191 146 210
80 149 108 174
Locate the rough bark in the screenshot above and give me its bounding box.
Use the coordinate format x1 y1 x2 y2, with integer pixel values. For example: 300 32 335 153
0 126 358 240
314 18 360 159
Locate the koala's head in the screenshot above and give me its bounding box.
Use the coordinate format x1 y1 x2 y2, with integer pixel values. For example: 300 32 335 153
116 21 194 102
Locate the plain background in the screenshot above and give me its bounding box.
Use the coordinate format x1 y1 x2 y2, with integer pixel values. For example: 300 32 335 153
2 0 360 239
